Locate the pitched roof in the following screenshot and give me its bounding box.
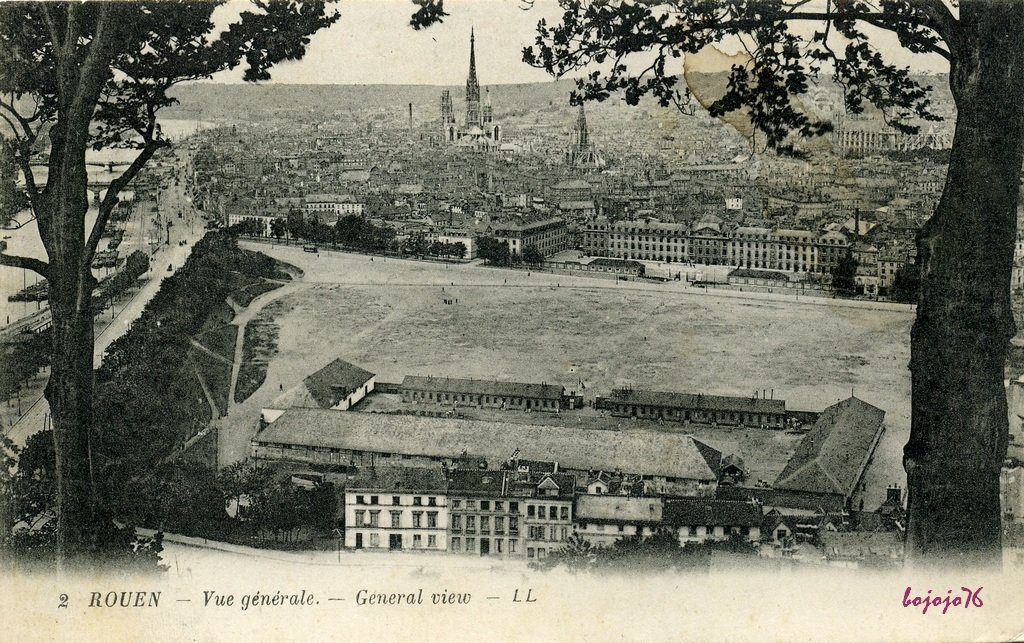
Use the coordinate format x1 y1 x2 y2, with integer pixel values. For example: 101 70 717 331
347 466 447 492
575 495 663 524
774 397 886 499
604 389 786 416
271 358 375 410
400 375 563 401
254 409 721 481
663 498 763 528
715 485 846 514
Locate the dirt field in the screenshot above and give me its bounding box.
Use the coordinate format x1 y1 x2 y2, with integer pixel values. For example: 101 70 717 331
224 243 914 510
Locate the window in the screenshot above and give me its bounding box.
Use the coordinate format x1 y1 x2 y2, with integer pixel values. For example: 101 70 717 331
391 511 401 528
509 539 517 553
496 539 504 554
481 516 490 533
510 502 519 513
538 506 546 520
495 501 504 512
412 512 423 528
369 533 380 548
527 547 535 558
370 495 379 505
392 496 400 506
549 526 558 541
466 500 476 510
427 512 438 528
451 499 461 509
451 537 461 552
495 517 504 533
369 511 379 528
509 517 519 533
528 505 535 518
537 548 546 559
428 497 437 507
467 538 476 552
356 495 365 505
480 501 490 511
413 497 422 506
428 535 437 549
354 510 365 527
413 534 422 549
451 515 461 530
466 516 476 532
560 506 569 521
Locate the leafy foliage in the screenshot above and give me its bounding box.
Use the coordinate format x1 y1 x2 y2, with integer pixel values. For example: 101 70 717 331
831 249 859 296
523 0 953 157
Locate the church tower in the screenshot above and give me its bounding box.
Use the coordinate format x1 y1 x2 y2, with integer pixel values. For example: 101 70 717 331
464 28 482 128
573 103 589 153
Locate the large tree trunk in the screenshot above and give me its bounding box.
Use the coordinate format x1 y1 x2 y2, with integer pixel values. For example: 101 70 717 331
44 112 100 563
905 2 1024 567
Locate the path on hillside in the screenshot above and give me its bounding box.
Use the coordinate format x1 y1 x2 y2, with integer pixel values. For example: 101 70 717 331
225 280 306 413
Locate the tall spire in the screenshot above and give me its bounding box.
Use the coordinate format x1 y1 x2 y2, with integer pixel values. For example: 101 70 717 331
464 27 481 127
468 27 477 86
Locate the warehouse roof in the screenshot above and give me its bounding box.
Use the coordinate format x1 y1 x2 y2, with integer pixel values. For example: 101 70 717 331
253 409 721 481
774 397 885 499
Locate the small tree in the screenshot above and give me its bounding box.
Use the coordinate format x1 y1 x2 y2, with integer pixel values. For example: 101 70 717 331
270 217 287 242
522 245 545 266
831 250 859 297
892 262 922 304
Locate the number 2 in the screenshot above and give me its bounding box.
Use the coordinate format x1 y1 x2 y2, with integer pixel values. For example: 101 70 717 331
58 594 68 609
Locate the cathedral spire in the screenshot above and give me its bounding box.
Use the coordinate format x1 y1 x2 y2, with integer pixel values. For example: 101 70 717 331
464 27 481 127
468 27 477 86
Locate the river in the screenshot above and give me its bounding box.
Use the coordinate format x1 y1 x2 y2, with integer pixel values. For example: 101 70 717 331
0 119 214 328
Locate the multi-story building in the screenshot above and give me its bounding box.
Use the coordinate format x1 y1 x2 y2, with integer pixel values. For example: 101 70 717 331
573 495 664 547
344 467 448 552
446 469 523 558
607 218 688 262
522 472 576 561
488 217 569 257
663 498 763 544
302 193 364 219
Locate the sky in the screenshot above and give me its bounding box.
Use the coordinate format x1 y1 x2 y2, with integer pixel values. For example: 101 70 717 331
207 0 949 86
210 0 566 85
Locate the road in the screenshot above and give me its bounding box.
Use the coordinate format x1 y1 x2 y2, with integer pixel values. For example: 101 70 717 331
3 148 209 447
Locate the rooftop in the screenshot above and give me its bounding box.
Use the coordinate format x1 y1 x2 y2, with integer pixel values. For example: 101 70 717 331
663 498 763 528
604 389 786 416
400 375 564 400
774 397 886 499
253 409 721 481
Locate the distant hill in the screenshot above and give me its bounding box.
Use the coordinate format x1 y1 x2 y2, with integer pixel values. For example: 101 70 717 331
164 72 953 126
165 79 585 122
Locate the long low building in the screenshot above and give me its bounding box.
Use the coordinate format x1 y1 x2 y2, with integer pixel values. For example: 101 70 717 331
595 389 786 429
399 375 567 412
250 408 722 494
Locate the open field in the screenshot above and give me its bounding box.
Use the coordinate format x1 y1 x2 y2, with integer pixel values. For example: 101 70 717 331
225 244 914 509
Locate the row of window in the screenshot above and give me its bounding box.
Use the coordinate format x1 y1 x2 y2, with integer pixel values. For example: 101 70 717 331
354 510 439 528
450 499 518 512
408 391 560 408
450 536 517 554
450 514 518 534
527 525 568 541
354 495 438 507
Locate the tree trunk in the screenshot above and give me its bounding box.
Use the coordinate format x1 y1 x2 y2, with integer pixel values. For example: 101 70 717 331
44 119 100 563
905 2 1024 567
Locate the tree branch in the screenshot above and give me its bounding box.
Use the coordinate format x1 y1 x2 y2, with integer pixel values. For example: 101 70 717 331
0 253 50 280
83 138 161 271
